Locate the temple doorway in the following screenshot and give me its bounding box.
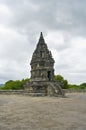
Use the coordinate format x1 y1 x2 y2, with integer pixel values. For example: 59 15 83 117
48 71 51 81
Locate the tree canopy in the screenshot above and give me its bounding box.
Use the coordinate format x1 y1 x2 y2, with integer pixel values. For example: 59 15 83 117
55 75 68 89
0 78 29 90
0 75 86 90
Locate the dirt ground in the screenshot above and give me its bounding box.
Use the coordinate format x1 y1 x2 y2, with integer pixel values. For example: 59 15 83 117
0 93 86 130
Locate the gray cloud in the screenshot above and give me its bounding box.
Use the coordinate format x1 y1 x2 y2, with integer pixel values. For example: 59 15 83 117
0 0 86 84
1 0 86 36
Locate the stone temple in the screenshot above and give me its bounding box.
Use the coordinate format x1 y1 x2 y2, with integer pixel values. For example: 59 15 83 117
25 32 64 96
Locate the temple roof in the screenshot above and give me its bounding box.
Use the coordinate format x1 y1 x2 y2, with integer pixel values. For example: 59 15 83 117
30 32 54 65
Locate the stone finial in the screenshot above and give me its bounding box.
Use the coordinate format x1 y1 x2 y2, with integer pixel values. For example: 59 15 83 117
38 32 45 44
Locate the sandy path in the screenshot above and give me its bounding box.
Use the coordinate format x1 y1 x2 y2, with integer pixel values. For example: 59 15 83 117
0 93 86 130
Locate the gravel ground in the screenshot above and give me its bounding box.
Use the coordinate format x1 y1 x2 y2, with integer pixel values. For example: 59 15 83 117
0 93 86 130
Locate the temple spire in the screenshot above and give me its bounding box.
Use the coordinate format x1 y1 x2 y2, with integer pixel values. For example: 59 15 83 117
40 32 43 38
38 32 45 44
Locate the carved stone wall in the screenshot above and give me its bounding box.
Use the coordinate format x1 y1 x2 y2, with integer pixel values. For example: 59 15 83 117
30 32 55 82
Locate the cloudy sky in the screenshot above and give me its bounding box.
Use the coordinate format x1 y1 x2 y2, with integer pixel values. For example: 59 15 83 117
0 0 86 84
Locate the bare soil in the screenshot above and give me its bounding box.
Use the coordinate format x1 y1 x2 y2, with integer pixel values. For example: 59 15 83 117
0 93 86 130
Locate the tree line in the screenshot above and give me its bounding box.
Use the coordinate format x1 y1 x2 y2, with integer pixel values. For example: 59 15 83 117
0 75 86 90
55 75 86 90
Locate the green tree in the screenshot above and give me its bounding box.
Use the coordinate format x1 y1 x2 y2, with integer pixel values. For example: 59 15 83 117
68 84 79 89
55 75 63 81
79 83 86 89
1 78 30 90
55 75 68 89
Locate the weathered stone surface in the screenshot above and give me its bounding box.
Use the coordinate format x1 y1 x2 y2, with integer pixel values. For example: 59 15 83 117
25 32 64 96
30 32 54 82
0 93 86 130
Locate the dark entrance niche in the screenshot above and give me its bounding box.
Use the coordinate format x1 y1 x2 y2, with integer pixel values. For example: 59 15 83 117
48 71 51 81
